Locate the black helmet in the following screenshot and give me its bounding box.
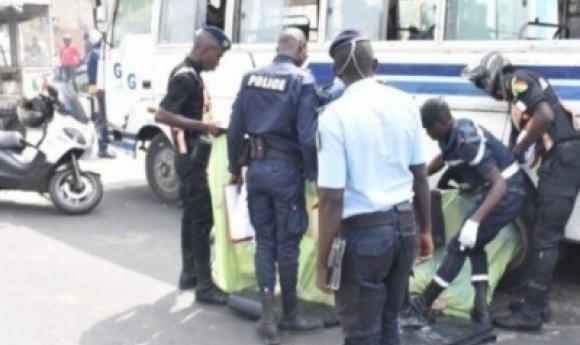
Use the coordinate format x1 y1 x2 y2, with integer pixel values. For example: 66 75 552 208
462 52 512 100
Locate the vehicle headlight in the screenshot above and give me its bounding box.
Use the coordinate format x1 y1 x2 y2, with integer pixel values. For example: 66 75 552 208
63 127 87 145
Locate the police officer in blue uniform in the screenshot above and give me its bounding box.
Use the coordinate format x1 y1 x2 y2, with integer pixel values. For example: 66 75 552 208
316 30 433 345
319 77 345 106
227 27 323 344
400 98 526 328
464 53 580 331
155 26 230 304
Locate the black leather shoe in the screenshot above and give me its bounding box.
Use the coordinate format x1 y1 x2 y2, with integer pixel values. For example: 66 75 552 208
509 298 551 322
493 309 543 332
399 297 431 329
279 291 324 333
279 314 324 332
178 271 197 290
195 284 229 305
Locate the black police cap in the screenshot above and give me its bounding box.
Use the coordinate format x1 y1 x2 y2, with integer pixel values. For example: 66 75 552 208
200 25 231 51
329 28 364 57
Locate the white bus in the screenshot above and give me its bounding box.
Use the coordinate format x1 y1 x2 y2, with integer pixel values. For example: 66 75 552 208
91 0 580 276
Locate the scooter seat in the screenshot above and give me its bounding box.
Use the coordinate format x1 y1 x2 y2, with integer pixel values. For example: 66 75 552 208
0 131 24 150
0 149 36 174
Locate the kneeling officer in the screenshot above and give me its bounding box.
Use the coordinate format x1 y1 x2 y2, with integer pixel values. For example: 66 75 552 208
227 27 323 344
401 98 527 327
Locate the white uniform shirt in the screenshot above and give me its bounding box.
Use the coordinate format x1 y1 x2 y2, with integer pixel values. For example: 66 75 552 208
317 78 426 219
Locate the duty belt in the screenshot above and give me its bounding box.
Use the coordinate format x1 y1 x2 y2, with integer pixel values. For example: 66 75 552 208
341 201 412 229
264 148 301 165
249 136 301 165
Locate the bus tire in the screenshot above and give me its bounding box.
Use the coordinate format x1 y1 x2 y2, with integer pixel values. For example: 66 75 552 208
146 134 180 204
496 175 536 292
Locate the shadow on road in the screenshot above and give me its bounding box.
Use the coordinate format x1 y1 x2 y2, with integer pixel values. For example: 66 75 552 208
78 290 340 345
0 184 183 287
79 291 206 345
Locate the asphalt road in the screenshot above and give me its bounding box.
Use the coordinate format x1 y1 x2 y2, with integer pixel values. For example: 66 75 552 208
0 154 579 345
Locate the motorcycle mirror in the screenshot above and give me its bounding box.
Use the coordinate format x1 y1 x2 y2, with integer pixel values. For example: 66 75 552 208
21 99 35 111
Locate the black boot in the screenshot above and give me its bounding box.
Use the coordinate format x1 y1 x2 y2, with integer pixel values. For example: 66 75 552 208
471 282 491 324
279 291 324 332
508 298 551 322
399 281 444 329
493 286 545 332
178 249 197 290
179 271 197 290
493 304 543 332
195 262 228 305
256 290 281 345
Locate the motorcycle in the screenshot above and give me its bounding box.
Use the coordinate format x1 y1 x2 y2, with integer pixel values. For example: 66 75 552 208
0 82 103 214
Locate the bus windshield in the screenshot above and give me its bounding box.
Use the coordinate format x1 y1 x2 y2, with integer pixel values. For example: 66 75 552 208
445 0 562 41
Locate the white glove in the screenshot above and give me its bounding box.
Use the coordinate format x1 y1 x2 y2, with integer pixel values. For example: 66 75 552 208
458 219 479 250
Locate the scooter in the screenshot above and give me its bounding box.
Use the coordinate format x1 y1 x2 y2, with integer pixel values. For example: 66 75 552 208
0 82 103 214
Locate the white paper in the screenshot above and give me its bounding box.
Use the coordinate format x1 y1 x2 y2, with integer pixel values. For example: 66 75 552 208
224 184 255 242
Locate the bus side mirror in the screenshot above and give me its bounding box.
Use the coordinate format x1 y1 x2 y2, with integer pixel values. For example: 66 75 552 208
91 0 109 31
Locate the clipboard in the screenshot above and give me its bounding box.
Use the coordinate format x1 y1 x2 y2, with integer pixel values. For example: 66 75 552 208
224 184 255 243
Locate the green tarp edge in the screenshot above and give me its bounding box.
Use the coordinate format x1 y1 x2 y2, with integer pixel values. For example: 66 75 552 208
208 136 520 318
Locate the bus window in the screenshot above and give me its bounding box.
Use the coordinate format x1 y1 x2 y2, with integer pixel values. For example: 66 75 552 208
326 0 387 41
284 0 320 41
445 0 563 41
391 0 438 40
238 0 320 43
207 0 226 30
566 0 580 38
158 0 206 44
111 0 153 47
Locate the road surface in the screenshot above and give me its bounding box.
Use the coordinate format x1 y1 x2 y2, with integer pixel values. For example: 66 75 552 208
0 154 579 345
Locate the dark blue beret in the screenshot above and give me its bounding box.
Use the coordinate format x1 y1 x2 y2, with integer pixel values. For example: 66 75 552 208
201 25 231 51
329 28 364 57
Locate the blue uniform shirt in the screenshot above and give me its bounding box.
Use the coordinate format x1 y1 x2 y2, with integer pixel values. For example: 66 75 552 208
86 42 101 85
441 118 517 187
319 78 345 106
227 55 319 180
317 78 426 219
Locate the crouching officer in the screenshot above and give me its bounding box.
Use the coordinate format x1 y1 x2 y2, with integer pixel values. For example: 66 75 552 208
317 30 432 345
227 27 323 344
464 52 580 331
400 98 526 328
155 26 230 304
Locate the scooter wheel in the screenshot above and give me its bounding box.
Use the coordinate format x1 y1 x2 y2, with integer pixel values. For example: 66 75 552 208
49 170 103 215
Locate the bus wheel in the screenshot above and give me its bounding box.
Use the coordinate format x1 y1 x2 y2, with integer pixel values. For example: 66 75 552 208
146 134 180 204
496 176 536 292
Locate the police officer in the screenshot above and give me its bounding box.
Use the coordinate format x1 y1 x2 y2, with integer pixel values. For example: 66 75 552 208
316 30 432 345
155 26 230 304
464 52 580 331
227 27 323 344
400 98 527 328
319 77 345 107
86 30 115 159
